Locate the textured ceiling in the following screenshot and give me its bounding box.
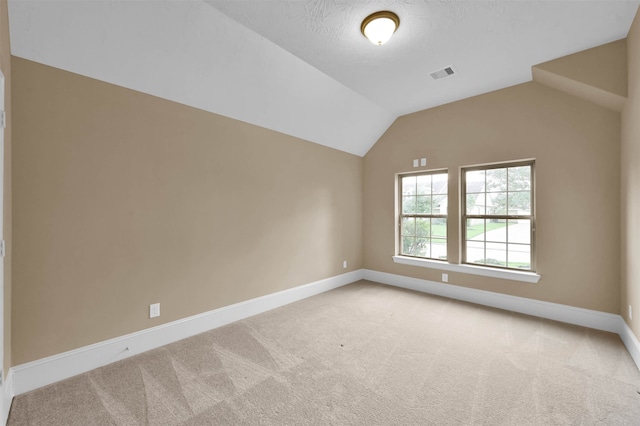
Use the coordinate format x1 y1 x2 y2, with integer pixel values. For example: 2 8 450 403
8 0 640 156
207 0 640 116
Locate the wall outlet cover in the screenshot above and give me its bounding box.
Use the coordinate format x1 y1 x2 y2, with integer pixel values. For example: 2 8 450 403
150 303 160 319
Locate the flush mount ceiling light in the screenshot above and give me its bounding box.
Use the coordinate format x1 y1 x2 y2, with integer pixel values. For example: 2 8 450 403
361 11 400 46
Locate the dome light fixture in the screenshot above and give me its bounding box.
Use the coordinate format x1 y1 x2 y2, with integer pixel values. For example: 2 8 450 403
361 11 400 46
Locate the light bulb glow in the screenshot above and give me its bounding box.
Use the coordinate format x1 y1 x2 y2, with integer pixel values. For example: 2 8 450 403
361 11 400 46
364 18 396 45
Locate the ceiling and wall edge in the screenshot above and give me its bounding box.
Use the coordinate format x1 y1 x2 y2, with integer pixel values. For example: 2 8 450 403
8 1 640 156
532 39 628 112
8 0 396 157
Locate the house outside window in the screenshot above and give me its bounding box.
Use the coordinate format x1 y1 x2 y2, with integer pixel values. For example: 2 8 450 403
461 161 535 271
398 170 448 260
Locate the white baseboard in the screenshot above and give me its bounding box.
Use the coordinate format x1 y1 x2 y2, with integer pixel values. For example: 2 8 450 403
363 269 622 333
3 369 14 426
618 320 640 370
363 269 640 371
8 268 640 401
10 270 364 396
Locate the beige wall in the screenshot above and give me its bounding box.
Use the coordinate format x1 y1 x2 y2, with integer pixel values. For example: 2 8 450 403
532 40 627 112
535 39 627 98
10 10 637 368
0 0 10 377
12 57 363 365
622 10 640 340
363 81 621 313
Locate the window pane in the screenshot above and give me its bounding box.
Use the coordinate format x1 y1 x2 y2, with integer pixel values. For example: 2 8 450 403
466 240 485 264
402 176 416 196
485 219 507 242
487 192 507 215
466 218 485 240
416 195 431 214
402 237 416 256
432 218 447 238
416 238 430 258
508 166 531 191
467 193 485 215
432 196 443 214
466 170 485 193
401 217 415 237
486 168 507 192
508 219 531 244
486 242 507 267
508 191 531 215
433 173 448 194
402 196 416 214
508 244 531 270
431 238 447 260
416 175 431 195
416 218 430 238
399 171 449 262
462 162 534 271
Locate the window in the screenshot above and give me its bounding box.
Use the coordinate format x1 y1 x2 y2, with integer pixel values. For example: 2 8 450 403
399 171 448 260
462 161 535 271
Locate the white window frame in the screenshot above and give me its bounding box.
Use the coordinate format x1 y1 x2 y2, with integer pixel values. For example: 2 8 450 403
461 160 536 272
397 169 448 261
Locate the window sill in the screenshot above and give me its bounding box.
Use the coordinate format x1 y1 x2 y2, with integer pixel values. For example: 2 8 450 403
392 256 541 284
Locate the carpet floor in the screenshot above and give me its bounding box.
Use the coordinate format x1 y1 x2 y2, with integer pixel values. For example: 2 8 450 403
8 280 640 425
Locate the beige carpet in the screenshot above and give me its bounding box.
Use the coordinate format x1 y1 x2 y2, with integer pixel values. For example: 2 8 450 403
8 280 640 425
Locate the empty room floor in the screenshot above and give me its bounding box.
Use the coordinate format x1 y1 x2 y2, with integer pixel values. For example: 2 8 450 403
8 281 640 425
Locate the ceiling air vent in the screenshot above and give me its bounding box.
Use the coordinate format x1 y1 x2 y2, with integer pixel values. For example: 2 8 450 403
430 66 455 80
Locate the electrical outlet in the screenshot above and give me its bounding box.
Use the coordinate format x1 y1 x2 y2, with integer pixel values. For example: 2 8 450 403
442 273 448 283
630 305 633 321
343 260 348 269
150 303 160 319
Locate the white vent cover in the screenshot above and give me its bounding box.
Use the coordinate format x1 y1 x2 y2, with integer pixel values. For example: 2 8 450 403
430 66 455 80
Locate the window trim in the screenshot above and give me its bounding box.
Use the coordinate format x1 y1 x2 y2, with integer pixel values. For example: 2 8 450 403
391 255 541 283
461 160 536 272
397 169 448 261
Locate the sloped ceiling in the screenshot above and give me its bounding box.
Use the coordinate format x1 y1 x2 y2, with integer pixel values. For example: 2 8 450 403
8 0 640 156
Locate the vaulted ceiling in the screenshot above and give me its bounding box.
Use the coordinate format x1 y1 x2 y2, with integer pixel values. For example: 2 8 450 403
8 0 640 156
